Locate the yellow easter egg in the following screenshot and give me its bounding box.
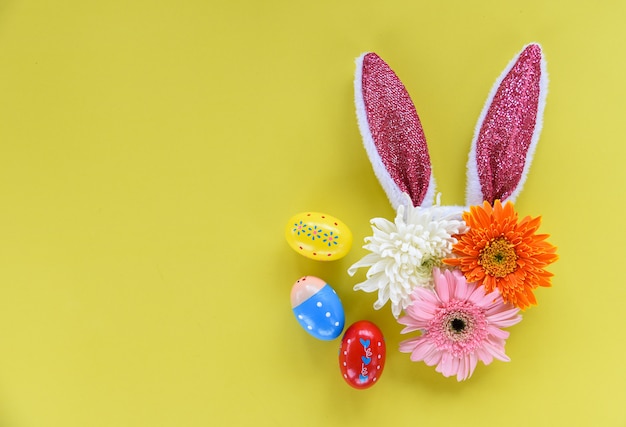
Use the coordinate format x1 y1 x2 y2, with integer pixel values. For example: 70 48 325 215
285 212 352 261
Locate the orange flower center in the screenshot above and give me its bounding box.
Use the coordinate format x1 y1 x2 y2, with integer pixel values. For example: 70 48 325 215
479 237 518 277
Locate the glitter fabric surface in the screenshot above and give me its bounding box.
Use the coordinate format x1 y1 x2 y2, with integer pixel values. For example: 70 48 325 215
475 44 542 204
361 53 432 207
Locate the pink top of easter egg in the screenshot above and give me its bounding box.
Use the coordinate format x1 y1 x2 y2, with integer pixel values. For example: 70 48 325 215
290 276 326 308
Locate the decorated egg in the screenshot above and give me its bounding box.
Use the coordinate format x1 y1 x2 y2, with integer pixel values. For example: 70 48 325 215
291 276 345 340
285 212 352 261
339 320 386 389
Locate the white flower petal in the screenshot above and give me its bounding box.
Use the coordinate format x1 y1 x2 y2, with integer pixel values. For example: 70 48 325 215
347 253 381 276
353 274 385 293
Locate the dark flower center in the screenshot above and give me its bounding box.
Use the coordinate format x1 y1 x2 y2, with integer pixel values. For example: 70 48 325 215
442 310 476 342
451 318 466 333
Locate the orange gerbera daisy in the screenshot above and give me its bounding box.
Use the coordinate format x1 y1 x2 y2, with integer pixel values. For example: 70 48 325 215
444 200 558 309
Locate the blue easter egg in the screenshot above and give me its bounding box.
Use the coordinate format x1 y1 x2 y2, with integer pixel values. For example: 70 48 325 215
290 276 345 340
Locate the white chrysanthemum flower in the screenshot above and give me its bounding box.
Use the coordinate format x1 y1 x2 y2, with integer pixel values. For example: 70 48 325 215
348 194 468 318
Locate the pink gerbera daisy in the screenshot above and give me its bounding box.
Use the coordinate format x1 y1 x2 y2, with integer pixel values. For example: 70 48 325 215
398 268 521 381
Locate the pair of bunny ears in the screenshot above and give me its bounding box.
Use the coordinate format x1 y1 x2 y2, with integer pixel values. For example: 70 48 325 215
354 43 548 210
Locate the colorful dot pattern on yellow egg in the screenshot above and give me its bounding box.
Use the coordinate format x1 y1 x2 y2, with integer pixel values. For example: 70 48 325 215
285 212 353 261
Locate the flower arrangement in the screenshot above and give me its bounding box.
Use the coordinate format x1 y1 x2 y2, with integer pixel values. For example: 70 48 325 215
349 44 558 380
350 199 557 380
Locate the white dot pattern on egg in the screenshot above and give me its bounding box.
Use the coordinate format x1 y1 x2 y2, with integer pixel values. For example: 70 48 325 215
291 276 345 341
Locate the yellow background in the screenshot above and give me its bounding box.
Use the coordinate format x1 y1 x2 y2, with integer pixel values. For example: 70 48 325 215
0 1 624 426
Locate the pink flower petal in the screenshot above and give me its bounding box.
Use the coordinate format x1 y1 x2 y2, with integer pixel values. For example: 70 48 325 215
405 299 438 322
412 286 439 305
451 271 475 301
450 354 461 379
486 308 522 328
468 353 478 378
402 339 437 364
468 285 501 307
433 268 451 302
487 325 510 340
399 337 420 354
475 346 495 365
455 356 468 381
399 324 422 334
436 352 455 377
483 339 510 362
423 344 444 366
456 356 468 381
399 316 426 333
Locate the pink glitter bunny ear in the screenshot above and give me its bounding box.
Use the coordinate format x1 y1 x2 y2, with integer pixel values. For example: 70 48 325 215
355 53 436 210
465 43 548 206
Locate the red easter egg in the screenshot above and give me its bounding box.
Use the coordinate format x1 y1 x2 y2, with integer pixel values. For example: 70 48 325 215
338 320 385 389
